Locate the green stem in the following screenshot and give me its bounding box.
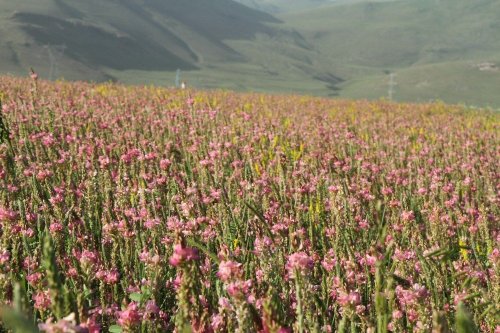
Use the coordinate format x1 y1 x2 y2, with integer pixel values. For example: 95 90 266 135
295 273 304 333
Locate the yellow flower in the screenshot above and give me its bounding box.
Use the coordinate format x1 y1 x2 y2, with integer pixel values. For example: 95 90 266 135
459 238 468 261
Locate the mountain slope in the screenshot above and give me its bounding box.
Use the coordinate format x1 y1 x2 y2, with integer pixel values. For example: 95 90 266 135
235 0 337 13
1 0 500 107
283 0 500 68
0 0 286 79
281 0 500 106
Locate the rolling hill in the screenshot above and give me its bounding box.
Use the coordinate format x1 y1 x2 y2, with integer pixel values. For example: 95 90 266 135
234 0 337 13
282 0 500 106
1 0 500 107
0 0 316 82
283 0 500 68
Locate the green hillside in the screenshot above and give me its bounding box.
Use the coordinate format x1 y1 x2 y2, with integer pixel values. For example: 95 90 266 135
234 0 337 13
282 0 500 106
1 0 500 107
0 0 302 79
283 0 500 67
340 61 500 108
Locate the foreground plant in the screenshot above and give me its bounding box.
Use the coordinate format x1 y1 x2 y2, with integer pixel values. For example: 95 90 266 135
0 76 498 332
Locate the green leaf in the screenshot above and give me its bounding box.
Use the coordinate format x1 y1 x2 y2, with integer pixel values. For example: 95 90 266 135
186 238 220 264
456 302 479 333
129 292 142 302
0 306 39 333
180 323 193 333
12 282 33 317
109 324 123 333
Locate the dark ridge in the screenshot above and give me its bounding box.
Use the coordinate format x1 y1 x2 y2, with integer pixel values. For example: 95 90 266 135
114 0 201 63
6 42 20 66
142 0 281 42
13 12 198 71
314 73 345 95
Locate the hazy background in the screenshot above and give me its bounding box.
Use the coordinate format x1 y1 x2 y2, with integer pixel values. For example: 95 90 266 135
1 0 499 107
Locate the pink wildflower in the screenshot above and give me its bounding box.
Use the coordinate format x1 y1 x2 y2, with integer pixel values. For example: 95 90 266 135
33 290 51 310
168 244 199 267
106 269 120 284
143 300 160 320
286 252 314 277
0 250 10 265
27 272 43 285
401 210 415 222
211 314 224 330
0 207 18 222
217 260 242 282
160 159 171 170
338 291 362 307
226 279 252 298
49 222 63 233
117 302 141 328
30 68 38 81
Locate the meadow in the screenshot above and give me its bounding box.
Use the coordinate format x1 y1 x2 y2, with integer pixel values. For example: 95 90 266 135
0 75 498 332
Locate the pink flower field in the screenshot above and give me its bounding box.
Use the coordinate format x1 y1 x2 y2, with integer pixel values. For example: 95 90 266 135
0 76 498 332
